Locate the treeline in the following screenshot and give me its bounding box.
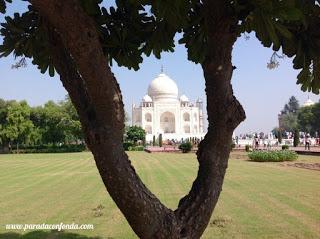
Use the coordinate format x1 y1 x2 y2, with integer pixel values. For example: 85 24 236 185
0 97 84 153
278 96 320 136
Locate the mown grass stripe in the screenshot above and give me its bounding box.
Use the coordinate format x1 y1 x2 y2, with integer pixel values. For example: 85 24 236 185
0 152 319 239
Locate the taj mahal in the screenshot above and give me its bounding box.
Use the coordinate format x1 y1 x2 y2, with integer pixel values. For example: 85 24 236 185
132 71 206 142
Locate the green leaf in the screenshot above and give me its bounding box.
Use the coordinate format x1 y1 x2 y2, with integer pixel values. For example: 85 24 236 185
274 23 293 39
276 7 304 21
48 64 55 77
263 17 280 51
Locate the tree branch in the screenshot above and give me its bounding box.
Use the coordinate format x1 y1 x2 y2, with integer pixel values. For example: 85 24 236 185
32 1 246 238
174 1 246 238
31 1 178 238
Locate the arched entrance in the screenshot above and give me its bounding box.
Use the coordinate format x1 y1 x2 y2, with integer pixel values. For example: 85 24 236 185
145 125 152 134
184 125 190 133
145 113 152 122
160 112 175 133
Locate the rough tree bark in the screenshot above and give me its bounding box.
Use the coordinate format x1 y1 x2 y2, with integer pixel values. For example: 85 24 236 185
32 0 245 238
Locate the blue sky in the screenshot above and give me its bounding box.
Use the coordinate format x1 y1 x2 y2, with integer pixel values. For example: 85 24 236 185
0 2 319 135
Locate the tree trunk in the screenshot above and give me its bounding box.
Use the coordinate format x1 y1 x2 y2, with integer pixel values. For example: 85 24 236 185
173 5 246 237
32 0 245 238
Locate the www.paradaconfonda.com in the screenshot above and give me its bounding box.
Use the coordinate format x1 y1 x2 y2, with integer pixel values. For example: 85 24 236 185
5 223 94 231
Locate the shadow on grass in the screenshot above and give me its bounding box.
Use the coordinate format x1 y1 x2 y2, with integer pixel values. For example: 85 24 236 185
0 230 104 239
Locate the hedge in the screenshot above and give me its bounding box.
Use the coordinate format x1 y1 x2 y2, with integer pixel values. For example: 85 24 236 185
10 144 86 154
179 142 192 153
128 146 144 151
248 150 298 162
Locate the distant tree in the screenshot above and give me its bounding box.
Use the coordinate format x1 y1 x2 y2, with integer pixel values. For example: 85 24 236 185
30 98 83 145
126 126 145 145
311 103 320 134
279 96 300 132
293 128 300 147
287 96 300 114
277 130 282 144
280 96 299 117
152 135 156 146
0 98 7 126
281 104 289 115
0 99 16 126
281 113 298 132
41 101 66 144
60 97 84 143
0 101 35 149
0 97 84 148
297 106 315 134
159 133 163 147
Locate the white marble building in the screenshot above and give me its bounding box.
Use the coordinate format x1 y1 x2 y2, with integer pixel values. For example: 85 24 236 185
132 72 205 141
302 97 315 107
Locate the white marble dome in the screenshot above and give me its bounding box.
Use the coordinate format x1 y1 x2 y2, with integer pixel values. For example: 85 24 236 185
148 73 178 101
180 94 189 102
142 94 152 102
303 98 315 107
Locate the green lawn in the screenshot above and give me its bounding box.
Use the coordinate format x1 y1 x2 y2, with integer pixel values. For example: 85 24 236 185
0 152 319 239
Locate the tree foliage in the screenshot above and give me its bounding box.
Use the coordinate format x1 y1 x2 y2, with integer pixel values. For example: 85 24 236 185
0 0 11 14
293 128 300 146
281 96 300 114
1 1 320 93
0 97 83 148
279 96 299 131
238 0 320 93
297 102 320 134
312 102 320 132
0 101 35 147
281 113 298 132
278 96 320 135
279 96 300 132
125 125 146 144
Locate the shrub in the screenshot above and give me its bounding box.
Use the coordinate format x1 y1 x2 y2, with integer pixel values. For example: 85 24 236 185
179 142 192 153
245 145 251 152
248 150 298 162
10 144 86 154
159 134 163 147
231 142 236 150
128 146 144 151
152 135 156 146
126 126 146 144
282 145 289 150
123 141 134 151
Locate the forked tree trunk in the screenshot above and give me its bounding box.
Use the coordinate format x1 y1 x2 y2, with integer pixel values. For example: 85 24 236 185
32 0 245 238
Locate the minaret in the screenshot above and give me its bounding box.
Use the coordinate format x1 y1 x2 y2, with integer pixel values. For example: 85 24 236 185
131 99 135 126
196 98 204 133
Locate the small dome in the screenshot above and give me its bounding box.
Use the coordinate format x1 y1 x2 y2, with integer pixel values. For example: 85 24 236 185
180 94 189 102
148 73 178 101
142 94 152 102
303 98 315 107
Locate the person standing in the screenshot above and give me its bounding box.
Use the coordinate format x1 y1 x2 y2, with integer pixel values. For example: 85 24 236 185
305 133 311 150
254 134 259 150
235 136 239 147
